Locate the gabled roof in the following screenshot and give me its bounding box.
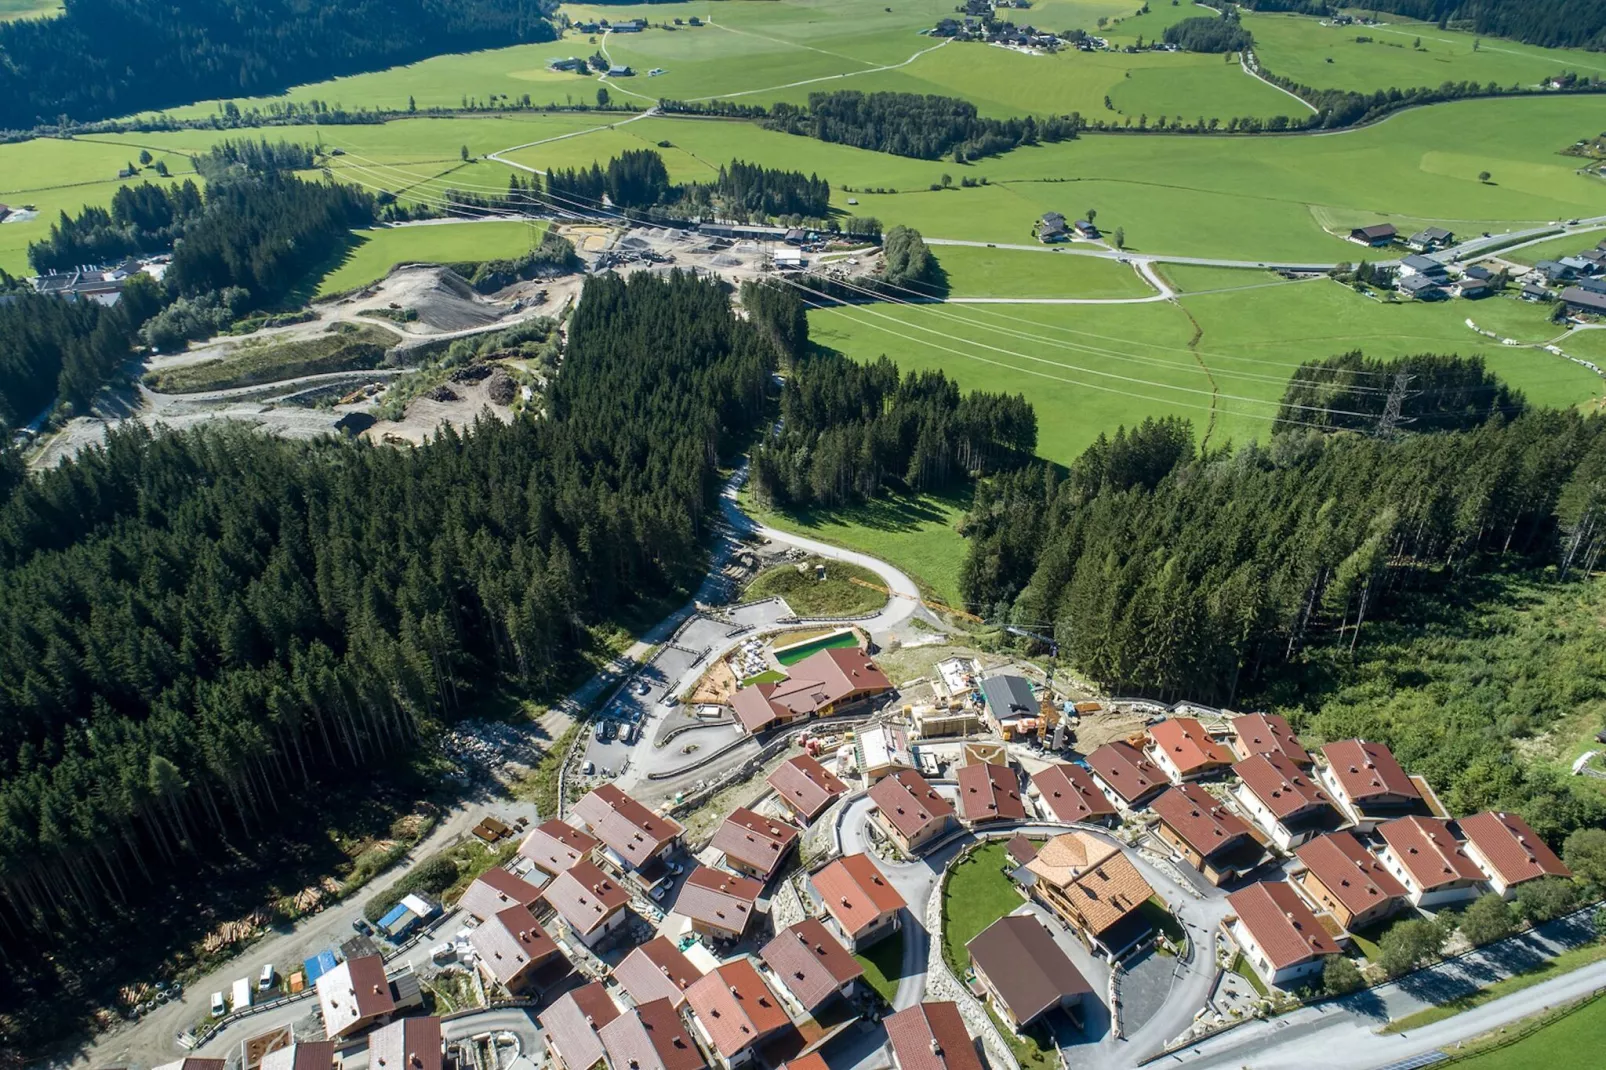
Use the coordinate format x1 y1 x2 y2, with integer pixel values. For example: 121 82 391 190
545 861 630 936
1350 223 1396 239
760 918 865 1010
734 648 892 731
612 936 703 1008
1458 811 1570 887
1234 752 1335 821
868 768 955 839
1562 285 1606 311
967 915 1091 1024
1086 741 1165 804
570 785 684 869
1378 816 1484 891
519 819 599 875
316 954 394 1038
1294 831 1406 917
469 904 558 987
1230 714 1311 765
812 853 906 935
599 997 707 1070
885 1002 984 1070
1321 740 1420 806
710 808 799 878
1151 784 1252 858
368 1018 443 1070
979 674 1036 720
1031 763 1118 823
1401 253 1447 272
539 981 621 1070
1023 832 1152 935
766 755 848 821
260 1045 335 1070
675 866 761 933
956 762 1026 823
458 867 544 922
1227 881 1338 971
685 959 790 1059
1149 718 1234 776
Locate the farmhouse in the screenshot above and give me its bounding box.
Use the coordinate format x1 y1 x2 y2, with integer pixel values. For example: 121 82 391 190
1030 763 1118 825
1535 259 1575 282
1151 784 1267 886
956 762 1026 826
612 936 703 1008
468 904 562 995
1292 831 1407 931
766 754 848 823
1457 278 1492 299
599 998 707 1070
1376 816 1485 907
458 867 545 922
315 954 395 1039
811 852 906 950
1036 212 1068 243
1348 223 1396 246
1406 226 1453 251
1317 740 1428 829
1225 881 1340 990
1562 286 1606 314
885 1002 984 1070
675 866 762 943
1023 831 1154 957
1397 254 1448 279
1232 752 1345 851
684 960 791 1068
1086 740 1168 809
967 914 1092 1030
760 918 864 1013
540 982 620 1070
1457 811 1571 897
607 65 634 77
549 57 585 71
1521 281 1553 301
569 784 684 879
1074 219 1100 239
1462 264 1494 282
368 1019 445 1070
711 808 799 882
868 768 957 853
1147 717 1234 783
1229 713 1311 766
731 647 892 734
519 818 599 877
544 860 631 948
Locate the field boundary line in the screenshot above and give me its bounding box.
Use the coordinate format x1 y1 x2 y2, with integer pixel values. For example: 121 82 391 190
683 37 951 103
1240 48 1319 114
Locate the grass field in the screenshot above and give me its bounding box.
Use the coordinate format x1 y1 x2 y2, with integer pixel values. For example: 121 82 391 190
1441 994 1606 1070
940 842 1024 976
854 926 905 1005
1501 229 1606 267
313 221 548 297
0 0 59 20
741 557 887 617
935 245 1154 299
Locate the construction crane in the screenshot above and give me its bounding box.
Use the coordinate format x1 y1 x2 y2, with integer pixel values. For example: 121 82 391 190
847 576 983 623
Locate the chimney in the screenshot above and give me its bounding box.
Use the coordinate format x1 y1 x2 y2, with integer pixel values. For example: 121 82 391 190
930 1039 944 1057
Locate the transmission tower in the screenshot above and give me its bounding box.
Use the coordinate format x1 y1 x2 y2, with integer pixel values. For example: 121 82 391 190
1375 371 1417 439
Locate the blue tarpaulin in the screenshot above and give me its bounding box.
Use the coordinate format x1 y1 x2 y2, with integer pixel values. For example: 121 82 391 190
378 902 417 936
303 949 338 985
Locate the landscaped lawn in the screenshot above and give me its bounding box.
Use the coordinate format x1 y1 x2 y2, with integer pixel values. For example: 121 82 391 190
742 557 887 618
1441 992 1606 1069
313 221 547 297
1232 952 1270 998
854 926 904 1005
940 842 1026 976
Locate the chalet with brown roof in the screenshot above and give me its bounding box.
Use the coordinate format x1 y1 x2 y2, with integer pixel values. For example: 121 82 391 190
684 959 791 1068
1023 832 1154 958
1226 881 1340 989
710 808 800 882
1229 713 1312 766
675 866 762 943
1147 718 1234 783
1030 763 1118 826
599 997 708 1070
539 981 621 1070
885 1002 984 1070
259 1042 336 1070
1317 740 1427 830
154 1061 225 1070
1086 741 1167 810
1232 752 1345 851
868 768 957 854
730 647 892 734
955 762 1026 826
314 954 395 1039
1377 816 1485 907
1457 811 1571 897
1151 784 1267 886
1292 831 1407 931
545 860 631 948
569 785 684 880
612 936 703 1009
760 918 864 1013
458 867 545 922
367 1018 444 1070
468 904 562 995
766 754 848 824
967 915 1092 1030
519 819 599 877
810 852 906 951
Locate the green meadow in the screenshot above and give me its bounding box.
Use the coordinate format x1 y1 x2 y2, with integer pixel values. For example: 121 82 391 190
313 221 548 297
0 0 59 21
1501 228 1606 266
933 245 1153 299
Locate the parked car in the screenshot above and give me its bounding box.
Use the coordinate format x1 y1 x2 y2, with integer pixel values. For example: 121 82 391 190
257 964 276 991
210 992 226 1017
352 917 373 935
582 760 595 775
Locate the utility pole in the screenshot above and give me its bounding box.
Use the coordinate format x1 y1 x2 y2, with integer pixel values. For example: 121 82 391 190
1376 370 1416 439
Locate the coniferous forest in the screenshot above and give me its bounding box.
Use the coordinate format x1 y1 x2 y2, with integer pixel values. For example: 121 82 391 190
0 271 774 1047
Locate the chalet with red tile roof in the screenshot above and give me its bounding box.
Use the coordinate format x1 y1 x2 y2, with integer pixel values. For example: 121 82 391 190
1458 811 1571 897
1232 752 1345 851
468 904 562 995
1292 831 1407 931
1229 714 1312 766
367 1018 444 1070
1151 784 1267 886
955 762 1026 826
868 768 957 854
1226 881 1341 989
766 754 848 824
458 867 545 922
1086 741 1167 810
885 1002 984 1070
1029 763 1117 826
760 918 864 1013
315 954 395 1039
1377 816 1485 907
545 860 631 948
1317 740 1427 830
710 808 800 883
612 936 703 1009
518 819 599 877
730 647 892 733
675 866 762 943
569 785 684 880
684 959 791 1068
810 852 905 951
599 997 707 1070
1147 718 1234 783
539 981 621 1070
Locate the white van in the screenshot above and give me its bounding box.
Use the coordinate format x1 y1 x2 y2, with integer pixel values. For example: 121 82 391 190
209 992 226 1017
258 964 276 991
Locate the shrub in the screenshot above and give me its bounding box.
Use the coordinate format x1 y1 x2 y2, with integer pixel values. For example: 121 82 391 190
363 853 459 922
1460 893 1516 946
1379 918 1447 977
1323 955 1363 995
1514 876 1580 924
